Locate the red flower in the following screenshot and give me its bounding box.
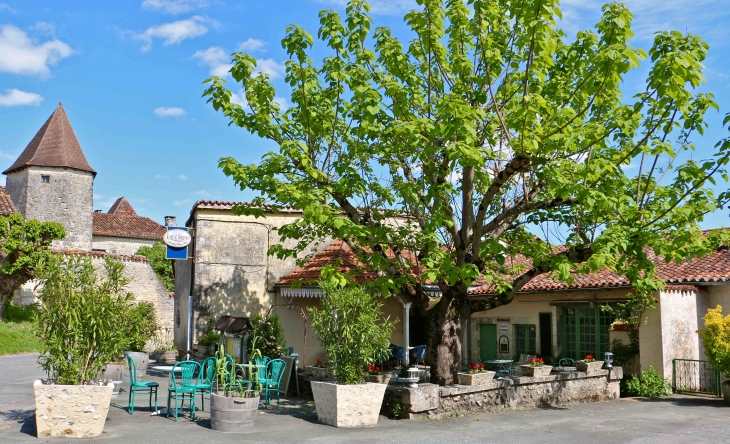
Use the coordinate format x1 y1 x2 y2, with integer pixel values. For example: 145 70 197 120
375 366 380 372
531 357 536 363
468 364 473 370
480 363 485 369
368 364 374 371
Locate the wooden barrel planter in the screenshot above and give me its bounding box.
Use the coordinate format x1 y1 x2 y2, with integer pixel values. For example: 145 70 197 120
101 362 125 398
210 394 259 433
124 352 149 380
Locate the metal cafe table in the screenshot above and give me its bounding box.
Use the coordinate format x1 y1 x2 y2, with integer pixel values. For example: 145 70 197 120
485 359 513 376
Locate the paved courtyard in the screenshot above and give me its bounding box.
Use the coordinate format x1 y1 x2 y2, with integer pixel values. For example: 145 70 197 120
1 353 728 443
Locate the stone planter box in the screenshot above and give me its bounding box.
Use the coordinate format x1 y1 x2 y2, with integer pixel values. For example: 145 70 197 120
154 350 178 364
457 371 496 386
124 351 149 380
311 381 387 427
34 380 114 438
520 365 553 377
196 345 214 357
366 374 391 384
576 360 604 373
307 366 333 379
101 362 124 398
210 394 259 433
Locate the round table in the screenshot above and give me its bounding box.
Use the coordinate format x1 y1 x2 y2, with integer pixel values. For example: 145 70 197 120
150 365 182 373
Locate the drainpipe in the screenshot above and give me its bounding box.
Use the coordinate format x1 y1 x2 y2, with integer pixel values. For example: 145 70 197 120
398 297 411 365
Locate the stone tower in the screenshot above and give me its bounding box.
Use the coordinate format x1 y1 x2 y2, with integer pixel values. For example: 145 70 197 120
3 103 95 250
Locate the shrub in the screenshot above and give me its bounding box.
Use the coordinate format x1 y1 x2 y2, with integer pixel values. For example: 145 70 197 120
310 282 395 385
198 331 220 346
135 242 174 291
123 301 158 352
623 366 670 397
698 305 730 375
2 302 39 323
247 312 286 358
35 255 134 385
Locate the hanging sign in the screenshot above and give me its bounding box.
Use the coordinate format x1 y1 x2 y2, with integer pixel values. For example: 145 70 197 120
498 323 509 334
165 227 190 260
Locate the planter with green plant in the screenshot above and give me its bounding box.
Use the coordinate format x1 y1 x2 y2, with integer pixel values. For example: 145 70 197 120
153 329 178 364
122 301 158 380
576 354 604 373
33 255 134 438
309 283 395 427
457 363 496 385
698 305 730 404
210 340 264 433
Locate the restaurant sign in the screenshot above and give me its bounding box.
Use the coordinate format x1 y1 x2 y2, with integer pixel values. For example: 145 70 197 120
165 227 191 260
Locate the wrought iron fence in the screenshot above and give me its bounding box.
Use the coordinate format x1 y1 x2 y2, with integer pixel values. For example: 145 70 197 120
672 359 721 397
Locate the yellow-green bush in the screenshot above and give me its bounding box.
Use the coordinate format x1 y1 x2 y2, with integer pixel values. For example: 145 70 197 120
698 305 730 375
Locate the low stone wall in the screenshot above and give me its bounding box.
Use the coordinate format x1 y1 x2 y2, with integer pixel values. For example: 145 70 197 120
382 368 623 419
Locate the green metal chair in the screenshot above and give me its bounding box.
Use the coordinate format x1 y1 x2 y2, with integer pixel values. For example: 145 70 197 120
194 357 216 411
167 360 200 421
284 347 294 356
262 359 286 407
126 354 158 414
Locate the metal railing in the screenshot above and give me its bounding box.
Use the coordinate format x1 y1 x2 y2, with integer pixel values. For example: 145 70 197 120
672 359 721 397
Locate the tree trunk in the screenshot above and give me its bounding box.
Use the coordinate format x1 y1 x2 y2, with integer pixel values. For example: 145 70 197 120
429 285 471 385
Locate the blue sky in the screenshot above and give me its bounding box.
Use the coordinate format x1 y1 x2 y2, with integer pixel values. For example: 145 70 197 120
0 0 729 228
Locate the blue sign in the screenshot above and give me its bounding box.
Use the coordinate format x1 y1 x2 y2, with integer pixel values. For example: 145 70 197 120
165 226 190 260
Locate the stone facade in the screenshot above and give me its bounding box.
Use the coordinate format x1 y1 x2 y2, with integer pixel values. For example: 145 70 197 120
91 234 157 255
6 166 93 250
33 380 114 438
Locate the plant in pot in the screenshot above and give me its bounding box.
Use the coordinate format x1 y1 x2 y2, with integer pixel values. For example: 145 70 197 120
210 341 264 433
576 354 604 373
34 255 133 438
123 301 158 380
520 357 553 377
365 364 390 384
197 331 220 357
457 363 496 386
153 328 178 364
309 282 395 427
698 305 730 404
306 358 329 379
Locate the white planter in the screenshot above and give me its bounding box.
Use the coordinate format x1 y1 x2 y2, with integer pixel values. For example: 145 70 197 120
520 365 553 377
154 350 178 364
101 363 124 398
33 380 114 438
365 374 391 384
576 360 604 373
310 381 386 427
124 351 149 380
457 371 496 385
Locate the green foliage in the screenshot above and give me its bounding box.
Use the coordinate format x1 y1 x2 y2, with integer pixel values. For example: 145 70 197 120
309 282 395 385
152 328 176 352
198 331 220 346
0 321 40 355
610 339 639 367
698 305 730 375
2 302 39 322
135 242 174 291
35 255 135 385
247 312 286 358
123 301 158 352
213 343 263 398
623 366 671 397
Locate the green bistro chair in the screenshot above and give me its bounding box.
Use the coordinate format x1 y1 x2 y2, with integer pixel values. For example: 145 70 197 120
262 359 286 407
126 354 159 414
167 361 200 421
194 357 216 411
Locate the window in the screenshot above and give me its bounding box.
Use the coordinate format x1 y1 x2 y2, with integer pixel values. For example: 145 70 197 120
561 306 615 360
514 324 536 358
41 175 50 183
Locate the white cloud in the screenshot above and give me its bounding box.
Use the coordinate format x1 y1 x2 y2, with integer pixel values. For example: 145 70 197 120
273 96 288 111
0 150 16 159
30 22 55 36
0 25 73 77
194 189 212 196
0 88 43 107
174 199 191 206
255 58 285 79
178 174 188 180
154 174 170 179
314 0 416 16
237 38 266 53
135 15 214 51
0 4 18 14
142 0 208 14
154 106 185 117
229 89 247 106
192 46 230 76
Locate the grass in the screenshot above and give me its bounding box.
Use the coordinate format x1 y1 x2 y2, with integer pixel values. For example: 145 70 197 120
0 303 40 355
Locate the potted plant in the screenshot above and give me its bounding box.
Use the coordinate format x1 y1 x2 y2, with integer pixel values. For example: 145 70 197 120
33 256 133 438
520 357 553 377
123 301 158 380
101 360 125 399
365 364 390 384
576 354 604 373
306 359 329 379
210 341 264 433
309 282 395 427
197 331 220 357
457 363 496 385
153 329 178 364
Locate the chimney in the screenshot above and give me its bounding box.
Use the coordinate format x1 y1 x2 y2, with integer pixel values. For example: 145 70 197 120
165 216 177 227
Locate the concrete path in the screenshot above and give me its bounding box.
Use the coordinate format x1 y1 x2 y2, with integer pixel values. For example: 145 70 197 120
1 353 727 443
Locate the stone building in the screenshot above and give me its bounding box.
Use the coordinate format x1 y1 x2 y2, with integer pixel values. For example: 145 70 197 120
3 103 172 330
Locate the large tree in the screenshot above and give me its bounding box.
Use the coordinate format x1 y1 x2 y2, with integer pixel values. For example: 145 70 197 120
205 0 730 384
0 213 65 320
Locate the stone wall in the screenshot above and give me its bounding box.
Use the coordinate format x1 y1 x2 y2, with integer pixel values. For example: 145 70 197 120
6 166 93 250
382 368 623 420
91 235 157 256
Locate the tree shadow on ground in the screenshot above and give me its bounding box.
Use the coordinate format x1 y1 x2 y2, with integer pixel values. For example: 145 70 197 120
622 394 726 408
0 409 36 437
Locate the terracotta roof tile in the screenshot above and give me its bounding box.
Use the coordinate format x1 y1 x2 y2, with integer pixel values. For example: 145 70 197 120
0 192 17 216
54 249 149 262
276 240 379 286
93 213 165 240
108 197 137 216
3 103 95 175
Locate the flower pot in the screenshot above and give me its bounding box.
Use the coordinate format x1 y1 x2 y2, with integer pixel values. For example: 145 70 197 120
124 351 149 380
310 381 387 427
155 350 178 364
210 393 259 433
101 362 124 398
576 360 604 373
34 379 114 438
307 366 328 379
457 371 496 386
197 345 213 357
520 364 553 377
365 374 391 384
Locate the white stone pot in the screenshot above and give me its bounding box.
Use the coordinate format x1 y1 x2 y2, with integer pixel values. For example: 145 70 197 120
33 380 114 438
101 362 124 398
576 360 604 373
456 371 496 386
124 351 149 380
306 366 328 379
365 374 391 384
155 350 178 364
310 381 387 427
520 364 553 377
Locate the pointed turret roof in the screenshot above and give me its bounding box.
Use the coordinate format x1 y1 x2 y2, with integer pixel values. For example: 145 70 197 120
108 197 137 216
3 103 96 176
